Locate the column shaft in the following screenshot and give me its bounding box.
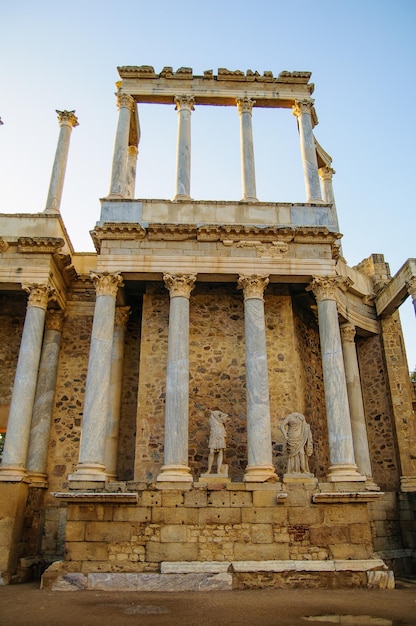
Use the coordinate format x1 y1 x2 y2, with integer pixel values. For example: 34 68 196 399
293 100 322 203
26 310 64 483
174 96 194 200
157 274 196 483
319 165 340 234
238 275 278 482
68 273 123 486
308 277 364 482
237 98 257 202
125 145 138 199
109 94 134 198
0 285 54 481
105 306 130 480
45 110 78 214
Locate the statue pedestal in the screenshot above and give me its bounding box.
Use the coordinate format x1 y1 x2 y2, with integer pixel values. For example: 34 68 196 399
199 466 230 484
283 473 317 486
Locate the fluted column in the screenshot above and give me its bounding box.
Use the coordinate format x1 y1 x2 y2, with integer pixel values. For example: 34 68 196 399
126 145 138 199
236 97 258 202
44 110 78 214
109 93 135 198
105 306 130 480
340 323 378 487
238 275 278 482
0 284 55 481
292 100 322 203
407 277 416 316
174 95 194 200
68 272 123 486
307 277 364 482
157 273 196 483
26 310 64 485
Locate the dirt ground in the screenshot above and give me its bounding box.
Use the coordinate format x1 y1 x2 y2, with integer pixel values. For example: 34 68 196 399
0 581 415 626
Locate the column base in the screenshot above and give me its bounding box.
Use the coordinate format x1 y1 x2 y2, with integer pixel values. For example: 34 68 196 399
28 472 49 488
243 465 279 483
68 463 107 489
156 464 193 484
240 196 258 203
0 466 27 482
173 194 192 202
364 477 381 492
326 464 366 483
400 476 416 492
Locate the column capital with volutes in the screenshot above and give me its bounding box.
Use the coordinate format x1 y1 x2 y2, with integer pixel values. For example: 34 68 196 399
319 164 336 181
56 109 79 128
91 272 124 297
292 99 315 118
23 283 56 310
307 275 352 303
238 274 269 301
116 93 135 111
45 309 64 332
236 97 256 116
163 273 196 299
340 322 356 343
174 95 195 112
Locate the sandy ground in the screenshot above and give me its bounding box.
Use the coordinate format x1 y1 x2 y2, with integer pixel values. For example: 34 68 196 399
0 581 415 626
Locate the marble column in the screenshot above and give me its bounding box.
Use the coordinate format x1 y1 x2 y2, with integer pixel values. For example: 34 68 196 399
105 306 130 480
126 145 138 199
0 284 55 481
157 273 196 483
340 322 378 488
44 110 79 214
319 164 340 233
174 95 194 200
407 277 416 316
238 275 278 482
236 97 258 202
292 100 322 203
109 93 135 198
68 272 123 486
307 277 364 482
26 310 64 485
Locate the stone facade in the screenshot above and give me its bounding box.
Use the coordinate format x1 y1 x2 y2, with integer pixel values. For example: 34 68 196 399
0 66 415 588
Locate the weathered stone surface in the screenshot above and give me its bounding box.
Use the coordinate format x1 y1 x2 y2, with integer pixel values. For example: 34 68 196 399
86 572 232 591
51 573 87 591
161 561 231 573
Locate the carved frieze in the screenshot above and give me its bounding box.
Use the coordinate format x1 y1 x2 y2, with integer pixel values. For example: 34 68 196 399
163 273 197 299
0 237 9 252
17 237 65 254
237 274 270 300
235 240 288 257
148 224 197 241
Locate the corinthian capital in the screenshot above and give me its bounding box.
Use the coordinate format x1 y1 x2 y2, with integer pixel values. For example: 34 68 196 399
236 97 256 116
163 273 196 298
23 283 56 310
91 272 124 297
237 274 269 301
115 306 131 327
340 322 356 343
307 275 352 302
45 309 64 332
116 93 135 110
174 95 195 112
318 165 336 180
56 110 79 128
292 99 314 118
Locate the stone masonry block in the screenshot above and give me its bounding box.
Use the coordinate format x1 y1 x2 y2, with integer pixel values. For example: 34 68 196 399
349 523 372 545
207 492 231 507
152 508 199 525
160 525 188 543
230 492 252 507
66 504 113 522
184 490 208 507
141 491 162 507
146 542 199 563
252 490 280 507
66 542 109 562
198 508 241 525
65 521 86 542
324 505 368 525
329 544 372 560
288 507 323 525
250 524 273 543
233 543 290 561
112 507 152 522
309 525 349 547
85 522 131 543
161 491 184 507
241 507 287 524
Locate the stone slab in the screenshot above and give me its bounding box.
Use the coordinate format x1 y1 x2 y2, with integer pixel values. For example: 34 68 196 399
334 559 387 571
161 561 231 574
86 572 232 591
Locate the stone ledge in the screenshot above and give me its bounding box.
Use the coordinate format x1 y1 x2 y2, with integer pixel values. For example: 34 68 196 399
312 491 384 504
51 492 139 504
161 561 231 574
231 559 387 573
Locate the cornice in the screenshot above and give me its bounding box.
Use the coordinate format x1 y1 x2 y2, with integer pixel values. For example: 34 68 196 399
17 237 65 254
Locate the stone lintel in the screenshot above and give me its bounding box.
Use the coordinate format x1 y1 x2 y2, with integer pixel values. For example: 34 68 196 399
375 258 416 317
51 491 139 503
312 491 384 504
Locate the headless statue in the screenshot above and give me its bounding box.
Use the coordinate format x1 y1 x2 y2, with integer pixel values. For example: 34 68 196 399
207 410 229 474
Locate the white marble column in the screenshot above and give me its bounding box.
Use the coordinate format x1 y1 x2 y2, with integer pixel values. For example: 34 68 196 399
68 272 123 486
174 95 194 201
307 277 364 482
238 275 278 482
108 93 135 198
292 100 322 203
236 97 258 202
105 306 130 480
407 277 416 316
340 322 378 488
26 310 64 485
0 284 55 481
44 110 79 214
126 145 138 199
157 273 196 483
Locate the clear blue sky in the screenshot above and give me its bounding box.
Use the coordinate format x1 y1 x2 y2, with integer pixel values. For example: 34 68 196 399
0 0 415 370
